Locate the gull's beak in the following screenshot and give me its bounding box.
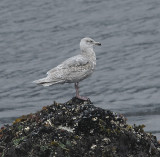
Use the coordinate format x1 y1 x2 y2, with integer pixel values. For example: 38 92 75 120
94 42 101 46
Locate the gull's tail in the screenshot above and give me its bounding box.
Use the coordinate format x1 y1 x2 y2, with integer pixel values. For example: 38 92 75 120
33 77 53 87
33 78 50 86
33 77 63 87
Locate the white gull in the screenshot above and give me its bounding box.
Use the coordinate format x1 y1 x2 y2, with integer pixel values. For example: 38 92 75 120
33 37 101 100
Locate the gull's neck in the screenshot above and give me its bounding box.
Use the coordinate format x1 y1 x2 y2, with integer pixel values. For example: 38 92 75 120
81 47 96 65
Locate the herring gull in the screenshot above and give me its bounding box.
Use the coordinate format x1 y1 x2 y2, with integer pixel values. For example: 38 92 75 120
33 37 101 100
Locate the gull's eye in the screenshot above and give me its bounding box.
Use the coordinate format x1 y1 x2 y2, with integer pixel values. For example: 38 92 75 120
87 40 93 43
86 40 93 43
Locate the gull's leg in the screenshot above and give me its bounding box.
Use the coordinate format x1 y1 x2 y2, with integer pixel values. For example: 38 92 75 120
75 82 79 97
74 82 88 101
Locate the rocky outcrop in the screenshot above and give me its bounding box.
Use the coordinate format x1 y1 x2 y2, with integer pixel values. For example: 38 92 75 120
0 97 160 157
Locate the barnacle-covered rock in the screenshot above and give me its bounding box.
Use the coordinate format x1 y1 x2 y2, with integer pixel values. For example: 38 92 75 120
0 97 160 157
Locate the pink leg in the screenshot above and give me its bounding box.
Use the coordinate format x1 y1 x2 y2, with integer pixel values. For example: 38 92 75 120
75 82 88 101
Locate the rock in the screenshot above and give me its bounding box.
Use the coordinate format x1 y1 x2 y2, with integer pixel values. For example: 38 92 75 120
0 97 160 157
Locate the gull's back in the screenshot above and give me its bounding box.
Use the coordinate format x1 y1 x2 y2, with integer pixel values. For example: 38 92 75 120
46 54 93 83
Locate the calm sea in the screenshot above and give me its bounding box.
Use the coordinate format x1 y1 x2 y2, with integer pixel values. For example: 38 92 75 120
0 0 160 139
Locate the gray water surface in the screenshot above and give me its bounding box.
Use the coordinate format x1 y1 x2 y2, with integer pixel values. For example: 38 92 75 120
1 0 160 139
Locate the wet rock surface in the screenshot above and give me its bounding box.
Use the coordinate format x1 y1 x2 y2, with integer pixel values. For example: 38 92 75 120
0 97 160 157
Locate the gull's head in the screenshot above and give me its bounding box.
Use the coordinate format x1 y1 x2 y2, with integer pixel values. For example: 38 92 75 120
80 37 101 51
